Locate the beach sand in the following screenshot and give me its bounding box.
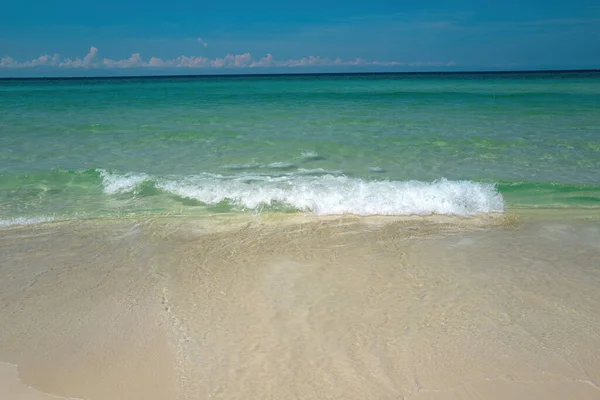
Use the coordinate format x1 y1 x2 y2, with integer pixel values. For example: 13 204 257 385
1 212 599 399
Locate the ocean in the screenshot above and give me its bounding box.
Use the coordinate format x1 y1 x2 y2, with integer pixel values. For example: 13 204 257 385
1 72 600 400
1 71 599 225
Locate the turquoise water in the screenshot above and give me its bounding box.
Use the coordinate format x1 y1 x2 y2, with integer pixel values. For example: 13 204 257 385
1 72 599 224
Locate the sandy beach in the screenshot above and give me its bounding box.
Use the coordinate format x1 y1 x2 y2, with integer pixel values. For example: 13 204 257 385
1 212 599 399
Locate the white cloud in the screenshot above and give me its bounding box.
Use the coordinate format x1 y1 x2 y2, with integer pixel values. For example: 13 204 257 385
19 53 61 67
252 53 276 67
83 46 99 66
148 57 166 67
0 47 455 70
196 38 208 47
1 56 18 67
57 46 100 68
103 53 144 68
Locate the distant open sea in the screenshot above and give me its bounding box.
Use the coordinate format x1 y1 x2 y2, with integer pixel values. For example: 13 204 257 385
1 71 599 226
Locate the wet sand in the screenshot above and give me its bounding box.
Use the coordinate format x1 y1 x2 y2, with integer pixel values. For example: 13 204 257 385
1 212 599 399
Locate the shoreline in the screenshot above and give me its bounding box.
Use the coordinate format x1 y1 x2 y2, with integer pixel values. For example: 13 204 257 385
2 205 600 234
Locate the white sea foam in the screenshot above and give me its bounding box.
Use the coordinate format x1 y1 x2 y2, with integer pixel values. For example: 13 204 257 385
266 162 296 169
153 174 504 216
300 150 320 159
0 216 55 228
97 169 504 216
98 169 149 194
369 167 385 173
223 161 297 170
223 162 260 170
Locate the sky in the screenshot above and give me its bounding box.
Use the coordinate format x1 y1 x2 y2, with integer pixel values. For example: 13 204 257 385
1 0 599 77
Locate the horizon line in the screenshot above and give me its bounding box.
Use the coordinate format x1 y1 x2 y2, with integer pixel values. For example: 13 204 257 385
1 68 599 81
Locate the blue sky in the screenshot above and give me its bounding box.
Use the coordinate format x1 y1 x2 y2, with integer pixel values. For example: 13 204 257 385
1 0 599 76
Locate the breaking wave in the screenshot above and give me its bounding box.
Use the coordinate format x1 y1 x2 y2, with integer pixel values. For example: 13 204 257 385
98 170 504 216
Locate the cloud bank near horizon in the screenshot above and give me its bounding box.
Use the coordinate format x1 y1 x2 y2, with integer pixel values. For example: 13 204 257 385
0 47 456 70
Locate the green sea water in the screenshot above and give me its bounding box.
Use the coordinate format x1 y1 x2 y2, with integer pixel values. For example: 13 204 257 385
1 72 599 225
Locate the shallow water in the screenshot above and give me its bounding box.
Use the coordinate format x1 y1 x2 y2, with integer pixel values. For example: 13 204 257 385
1 72 599 225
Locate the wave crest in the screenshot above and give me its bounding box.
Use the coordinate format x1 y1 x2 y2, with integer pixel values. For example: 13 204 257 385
98 170 504 216
98 169 149 194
